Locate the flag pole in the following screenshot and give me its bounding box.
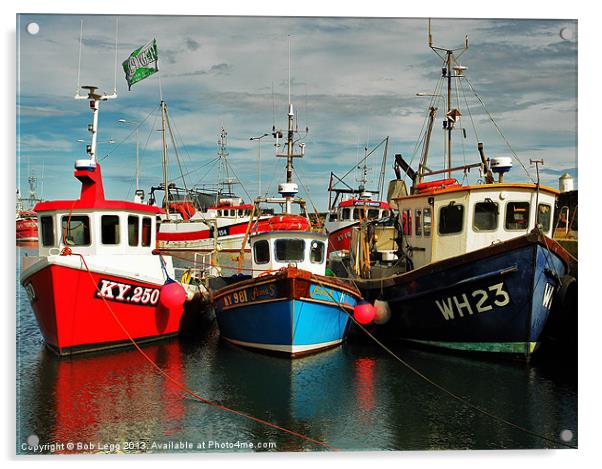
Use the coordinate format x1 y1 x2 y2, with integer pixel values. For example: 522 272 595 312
158 69 164 102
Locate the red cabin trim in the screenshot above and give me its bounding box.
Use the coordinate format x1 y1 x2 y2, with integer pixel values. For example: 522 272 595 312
34 164 163 215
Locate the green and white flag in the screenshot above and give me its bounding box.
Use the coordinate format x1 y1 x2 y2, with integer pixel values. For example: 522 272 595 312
122 39 159 90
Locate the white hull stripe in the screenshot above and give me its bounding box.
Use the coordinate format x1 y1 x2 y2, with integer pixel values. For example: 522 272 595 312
223 337 343 354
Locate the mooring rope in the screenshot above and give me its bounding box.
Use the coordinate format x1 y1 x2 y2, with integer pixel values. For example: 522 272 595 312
311 275 577 450
68 251 338 451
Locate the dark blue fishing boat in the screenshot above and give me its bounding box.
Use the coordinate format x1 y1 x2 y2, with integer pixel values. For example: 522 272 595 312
334 24 576 358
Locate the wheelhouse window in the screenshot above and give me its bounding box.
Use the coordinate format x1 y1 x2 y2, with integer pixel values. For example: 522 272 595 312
61 215 91 246
439 203 464 234
253 240 270 264
101 215 120 245
310 240 325 264
141 217 152 247
341 208 351 220
473 201 499 231
537 204 552 232
352 209 361 220
367 208 380 219
329 212 338 222
505 202 530 230
423 208 432 236
40 215 55 247
275 239 305 262
415 210 422 236
128 215 139 246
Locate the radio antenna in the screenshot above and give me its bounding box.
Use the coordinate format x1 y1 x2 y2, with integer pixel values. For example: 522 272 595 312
75 19 83 98
288 35 291 106
113 17 118 95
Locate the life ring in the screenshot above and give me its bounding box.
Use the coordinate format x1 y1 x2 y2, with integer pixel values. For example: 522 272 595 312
415 178 458 193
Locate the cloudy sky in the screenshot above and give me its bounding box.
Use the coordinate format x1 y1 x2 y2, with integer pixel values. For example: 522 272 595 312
16 14 577 210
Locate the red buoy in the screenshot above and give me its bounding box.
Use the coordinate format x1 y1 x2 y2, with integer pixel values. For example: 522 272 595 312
159 279 187 310
354 300 376 325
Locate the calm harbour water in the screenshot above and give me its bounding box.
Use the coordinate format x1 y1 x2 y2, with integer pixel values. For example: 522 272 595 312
16 246 577 453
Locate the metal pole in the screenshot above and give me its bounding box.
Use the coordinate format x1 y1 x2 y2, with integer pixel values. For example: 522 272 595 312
447 50 452 178
161 101 170 220
135 127 140 192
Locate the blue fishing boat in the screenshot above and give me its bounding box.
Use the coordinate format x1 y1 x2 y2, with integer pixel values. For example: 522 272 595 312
332 24 576 358
212 100 362 357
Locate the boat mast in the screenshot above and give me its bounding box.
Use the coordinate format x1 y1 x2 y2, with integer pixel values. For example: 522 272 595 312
416 106 437 185
275 37 305 214
75 85 117 166
428 19 468 180
160 100 170 220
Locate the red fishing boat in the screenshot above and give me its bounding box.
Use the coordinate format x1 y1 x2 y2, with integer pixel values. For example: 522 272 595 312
16 173 43 242
324 150 392 254
20 86 200 356
16 210 38 242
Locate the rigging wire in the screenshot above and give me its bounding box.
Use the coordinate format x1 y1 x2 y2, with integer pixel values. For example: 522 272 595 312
164 109 190 195
223 157 253 202
292 166 322 221
464 77 534 183
454 69 467 171
68 250 337 451
459 73 480 145
100 105 159 161
307 269 577 450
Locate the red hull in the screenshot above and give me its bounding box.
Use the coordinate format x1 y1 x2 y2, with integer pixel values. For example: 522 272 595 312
16 218 38 242
22 264 185 355
327 223 358 253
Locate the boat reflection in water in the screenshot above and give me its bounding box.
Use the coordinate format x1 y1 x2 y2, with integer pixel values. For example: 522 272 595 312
19 328 577 453
22 339 188 453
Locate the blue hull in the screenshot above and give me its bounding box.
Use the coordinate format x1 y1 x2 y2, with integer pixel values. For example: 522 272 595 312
361 234 570 356
214 273 359 356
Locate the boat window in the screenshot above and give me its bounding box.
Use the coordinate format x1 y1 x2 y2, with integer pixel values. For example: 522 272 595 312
341 208 351 220
275 239 305 262
141 217 152 247
439 203 464 234
101 215 120 245
238 209 243 217
310 240 325 264
402 209 412 235
423 208 432 236
40 215 55 247
473 201 499 231
367 208 380 219
128 215 139 246
505 202 530 230
329 212 338 222
382 210 389 218
415 209 422 236
61 215 91 246
253 239 270 264
217 210 222 217
537 204 552 232
353 208 362 220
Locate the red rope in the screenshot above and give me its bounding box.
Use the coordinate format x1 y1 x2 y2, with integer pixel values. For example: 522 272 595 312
70 251 337 451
